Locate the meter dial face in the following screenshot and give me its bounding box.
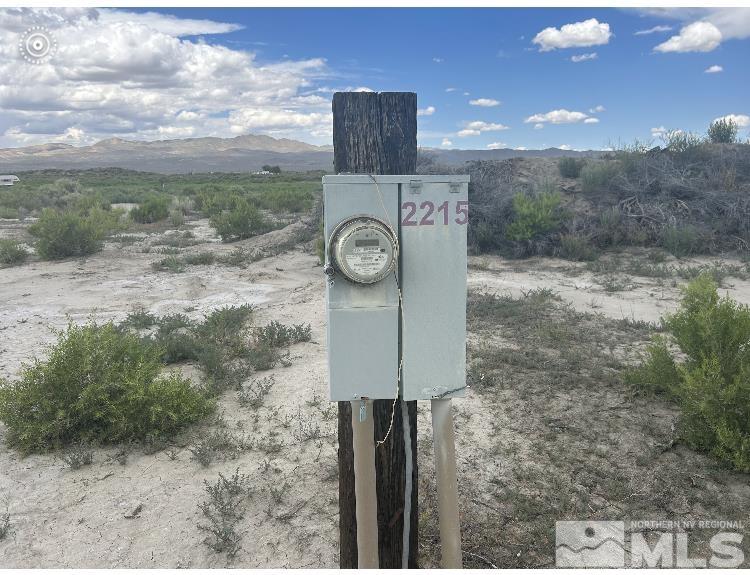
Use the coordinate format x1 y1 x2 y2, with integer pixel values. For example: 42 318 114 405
329 217 397 284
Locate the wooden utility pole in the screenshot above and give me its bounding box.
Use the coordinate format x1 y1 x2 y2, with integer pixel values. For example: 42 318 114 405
332 91 419 569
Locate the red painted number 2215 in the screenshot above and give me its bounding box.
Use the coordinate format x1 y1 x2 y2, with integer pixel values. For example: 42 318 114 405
401 201 468 226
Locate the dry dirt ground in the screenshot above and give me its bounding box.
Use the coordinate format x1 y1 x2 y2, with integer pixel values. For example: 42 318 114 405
1 218 749 568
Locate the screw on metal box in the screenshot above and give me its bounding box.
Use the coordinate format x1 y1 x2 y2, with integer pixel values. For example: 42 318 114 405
408 179 423 194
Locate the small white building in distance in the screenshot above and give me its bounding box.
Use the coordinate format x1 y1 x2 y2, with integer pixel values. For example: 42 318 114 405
0 175 19 186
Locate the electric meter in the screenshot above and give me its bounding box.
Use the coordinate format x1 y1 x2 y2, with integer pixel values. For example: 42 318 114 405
328 216 397 284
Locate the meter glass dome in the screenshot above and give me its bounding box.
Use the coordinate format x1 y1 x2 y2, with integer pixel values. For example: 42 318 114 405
329 217 397 284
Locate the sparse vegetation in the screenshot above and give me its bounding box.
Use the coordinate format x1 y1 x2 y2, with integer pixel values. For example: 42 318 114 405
627 274 750 472
61 443 94 470
0 239 28 266
198 468 251 557
557 157 585 178
0 321 214 453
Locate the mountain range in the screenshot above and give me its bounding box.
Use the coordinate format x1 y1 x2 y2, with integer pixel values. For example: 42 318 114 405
0 134 597 174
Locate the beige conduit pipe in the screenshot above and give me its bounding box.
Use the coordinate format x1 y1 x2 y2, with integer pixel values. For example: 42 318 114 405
431 398 463 569
351 399 379 568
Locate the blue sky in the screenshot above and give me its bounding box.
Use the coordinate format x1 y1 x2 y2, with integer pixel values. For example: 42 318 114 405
1 7 748 150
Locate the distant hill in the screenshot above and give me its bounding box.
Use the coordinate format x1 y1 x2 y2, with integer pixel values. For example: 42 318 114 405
0 134 599 174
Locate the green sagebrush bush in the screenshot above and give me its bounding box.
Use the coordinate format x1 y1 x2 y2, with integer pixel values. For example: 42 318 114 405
0 239 28 266
557 157 585 179
580 161 621 193
627 274 750 472
28 207 120 260
0 322 213 453
130 195 170 223
505 190 563 242
210 196 271 242
707 118 739 144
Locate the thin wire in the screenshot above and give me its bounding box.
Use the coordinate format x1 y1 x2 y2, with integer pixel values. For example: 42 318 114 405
367 174 405 448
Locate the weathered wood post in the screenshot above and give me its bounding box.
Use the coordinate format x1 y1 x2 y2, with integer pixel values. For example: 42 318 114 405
332 91 419 569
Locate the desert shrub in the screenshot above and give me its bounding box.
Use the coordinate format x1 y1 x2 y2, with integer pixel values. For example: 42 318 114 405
130 196 170 223
210 196 270 242
183 252 216 266
151 255 185 273
198 468 251 556
505 190 563 242
0 322 213 453
558 233 597 261
558 157 585 179
580 161 621 193
255 321 311 348
0 239 28 266
627 274 750 472
660 225 700 258
708 118 739 144
29 208 114 260
170 209 185 227
663 130 703 153
0 207 18 219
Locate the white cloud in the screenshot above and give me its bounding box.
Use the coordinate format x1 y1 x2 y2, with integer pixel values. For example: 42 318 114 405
571 52 598 62
525 109 591 125
445 87 457 92
651 126 668 138
584 118 600 124
486 142 508 149
417 106 436 116
532 18 612 52
515 146 528 151
705 64 724 73
589 105 606 113
463 92 470 96
433 57 443 63
654 21 722 53
637 8 750 43
533 123 544 130
469 98 500 107
559 144 572 150
634 25 673 35
0 8 333 146
714 114 750 128
441 138 452 147
456 120 510 137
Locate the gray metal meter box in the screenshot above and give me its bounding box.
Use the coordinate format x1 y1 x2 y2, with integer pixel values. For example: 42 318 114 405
324 174 469 402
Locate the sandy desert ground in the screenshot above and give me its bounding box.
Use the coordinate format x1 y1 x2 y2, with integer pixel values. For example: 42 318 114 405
1 217 749 568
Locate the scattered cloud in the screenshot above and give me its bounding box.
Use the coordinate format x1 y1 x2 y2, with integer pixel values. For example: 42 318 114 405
486 142 508 149
469 98 500 107
456 120 510 137
571 52 598 62
445 87 457 92
417 106 436 116
634 25 673 35
463 92 470 96
441 138 452 147
705 64 724 73
654 21 722 53
533 123 544 130
714 114 750 128
0 8 332 146
589 105 606 113
583 118 600 124
651 126 668 138
532 18 612 52
559 144 572 150
433 57 443 63
525 109 592 125
515 146 528 151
